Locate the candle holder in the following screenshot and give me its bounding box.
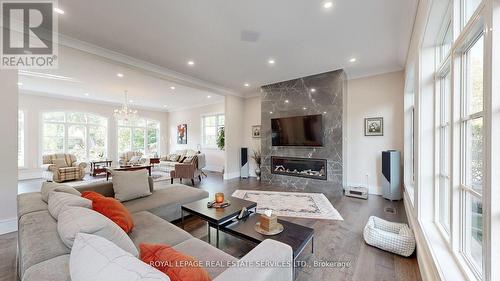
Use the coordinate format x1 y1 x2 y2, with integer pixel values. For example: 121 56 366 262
215 192 224 203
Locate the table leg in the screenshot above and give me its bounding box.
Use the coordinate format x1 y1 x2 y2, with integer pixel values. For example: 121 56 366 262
106 172 109 181
148 167 151 176
207 223 211 244
216 225 219 248
311 236 314 254
181 210 184 229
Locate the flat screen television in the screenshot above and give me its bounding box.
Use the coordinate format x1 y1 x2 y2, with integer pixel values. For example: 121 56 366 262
271 114 323 146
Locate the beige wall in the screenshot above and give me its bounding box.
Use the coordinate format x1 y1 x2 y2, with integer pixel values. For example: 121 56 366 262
346 71 404 194
0 70 18 234
166 102 225 172
18 93 169 179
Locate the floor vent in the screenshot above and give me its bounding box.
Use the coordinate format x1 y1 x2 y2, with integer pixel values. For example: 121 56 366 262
384 206 396 214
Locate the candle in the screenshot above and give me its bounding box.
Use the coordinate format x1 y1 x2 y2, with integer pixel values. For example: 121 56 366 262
215 192 224 203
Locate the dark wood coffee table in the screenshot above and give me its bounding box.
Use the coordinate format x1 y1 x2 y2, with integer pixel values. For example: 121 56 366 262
221 214 314 261
181 197 257 248
105 165 152 180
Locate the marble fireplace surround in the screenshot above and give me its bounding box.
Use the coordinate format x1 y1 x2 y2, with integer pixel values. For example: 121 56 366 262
260 69 346 197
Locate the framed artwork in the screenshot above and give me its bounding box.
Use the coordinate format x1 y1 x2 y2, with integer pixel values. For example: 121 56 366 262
177 124 187 144
252 125 261 138
364 117 383 136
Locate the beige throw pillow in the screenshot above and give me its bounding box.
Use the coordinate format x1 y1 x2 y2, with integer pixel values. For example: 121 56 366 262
48 191 92 220
112 170 151 202
52 158 68 168
41 182 81 203
58 207 139 257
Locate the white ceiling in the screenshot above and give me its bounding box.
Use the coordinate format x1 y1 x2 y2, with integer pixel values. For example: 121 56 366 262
56 0 418 96
19 46 224 111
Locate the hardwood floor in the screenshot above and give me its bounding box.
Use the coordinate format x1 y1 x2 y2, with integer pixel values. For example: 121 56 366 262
8 171 422 281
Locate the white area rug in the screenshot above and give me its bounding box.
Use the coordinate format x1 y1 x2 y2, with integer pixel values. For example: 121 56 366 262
231 190 343 220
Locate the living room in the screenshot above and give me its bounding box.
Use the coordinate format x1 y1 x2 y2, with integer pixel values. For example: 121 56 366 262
1 0 499 281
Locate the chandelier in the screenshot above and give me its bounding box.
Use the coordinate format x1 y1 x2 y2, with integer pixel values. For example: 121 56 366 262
113 90 138 122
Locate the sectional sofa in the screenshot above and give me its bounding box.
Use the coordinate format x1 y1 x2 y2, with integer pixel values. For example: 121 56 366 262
17 179 293 281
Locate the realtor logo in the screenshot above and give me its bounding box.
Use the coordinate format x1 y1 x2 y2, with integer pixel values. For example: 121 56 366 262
1 1 58 68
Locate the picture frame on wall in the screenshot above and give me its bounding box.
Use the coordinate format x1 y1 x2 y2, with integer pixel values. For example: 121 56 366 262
252 125 261 138
364 117 383 136
177 124 187 144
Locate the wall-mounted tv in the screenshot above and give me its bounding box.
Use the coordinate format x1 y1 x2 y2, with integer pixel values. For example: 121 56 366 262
271 114 323 146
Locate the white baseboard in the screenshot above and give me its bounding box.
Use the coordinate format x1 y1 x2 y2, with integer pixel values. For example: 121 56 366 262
223 172 240 180
0 217 17 235
403 191 441 281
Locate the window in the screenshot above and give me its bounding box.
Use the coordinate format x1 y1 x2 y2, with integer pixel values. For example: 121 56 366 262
42 112 107 161
437 70 452 233
117 118 160 156
404 64 416 202
202 114 224 148
460 33 484 275
18 110 25 167
463 0 482 26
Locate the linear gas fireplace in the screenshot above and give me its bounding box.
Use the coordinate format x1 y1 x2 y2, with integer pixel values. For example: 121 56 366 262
271 156 327 180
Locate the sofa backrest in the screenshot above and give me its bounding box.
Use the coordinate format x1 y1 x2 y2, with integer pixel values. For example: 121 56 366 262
42 153 76 166
75 176 154 196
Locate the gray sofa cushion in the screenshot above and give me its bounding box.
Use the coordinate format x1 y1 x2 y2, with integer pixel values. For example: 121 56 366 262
18 211 70 278
22 255 70 281
123 184 209 221
112 170 151 202
129 211 192 247
17 192 48 219
173 238 237 279
41 182 81 203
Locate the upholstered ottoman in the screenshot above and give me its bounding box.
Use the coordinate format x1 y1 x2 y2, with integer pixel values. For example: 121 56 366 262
363 216 416 257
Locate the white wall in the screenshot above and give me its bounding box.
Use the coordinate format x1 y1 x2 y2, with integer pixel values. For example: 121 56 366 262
0 70 19 234
224 95 245 179
166 102 225 172
346 71 404 195
243 96 261 177
19 93 168 178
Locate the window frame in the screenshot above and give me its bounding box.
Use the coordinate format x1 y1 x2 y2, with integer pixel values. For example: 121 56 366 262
116 118 160 157
201 113 224 149
41 111 108 162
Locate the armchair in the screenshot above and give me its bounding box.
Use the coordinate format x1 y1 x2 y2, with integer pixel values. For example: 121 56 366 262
118 151 147 166
170 154 206 186
42 153 87 182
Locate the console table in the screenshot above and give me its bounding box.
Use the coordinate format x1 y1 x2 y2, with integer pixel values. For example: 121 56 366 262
89 160 112 176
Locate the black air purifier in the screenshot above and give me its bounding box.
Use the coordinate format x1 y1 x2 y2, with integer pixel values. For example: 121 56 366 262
382 150 401 200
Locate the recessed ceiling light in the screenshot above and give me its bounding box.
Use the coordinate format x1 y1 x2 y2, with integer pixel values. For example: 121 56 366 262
129 99 134 103
349 58 357 63
244 83 250 87
207 95 211 98
310 88 316 92
323 111 327 114
303 107 307 110
84 93 89 96
170 86 176 90
187 60 195 66
268 59 275 65
17 82 23 86
269 111 273 114
163 105 168 108
54 8 65 14
284 99 289 103
323 1 334 9
117 73 124 78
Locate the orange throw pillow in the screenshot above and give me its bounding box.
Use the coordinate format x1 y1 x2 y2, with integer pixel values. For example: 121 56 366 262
81 191 134 233
140 243 211 281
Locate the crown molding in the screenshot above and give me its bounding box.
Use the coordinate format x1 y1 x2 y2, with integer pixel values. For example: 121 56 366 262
57 34 244 98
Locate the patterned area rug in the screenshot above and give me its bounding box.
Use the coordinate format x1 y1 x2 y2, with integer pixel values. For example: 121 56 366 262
231 190 343 220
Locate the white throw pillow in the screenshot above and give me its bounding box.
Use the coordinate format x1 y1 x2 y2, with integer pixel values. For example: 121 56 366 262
70 233 169 281
58 207 139 256
112 169 151 202
48 191 91 219
41 182 81 203
129 155 142 164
